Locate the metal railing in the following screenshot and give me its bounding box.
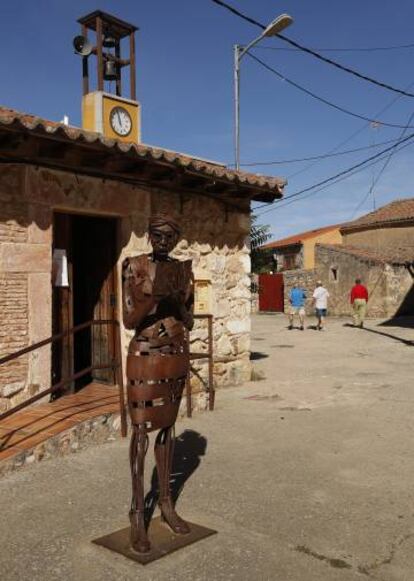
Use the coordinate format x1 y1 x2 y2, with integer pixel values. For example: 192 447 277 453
0 319 127 436
0 314 215 433
187 314 215 417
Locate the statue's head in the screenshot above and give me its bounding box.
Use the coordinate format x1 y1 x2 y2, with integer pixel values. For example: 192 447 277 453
148 213 180 259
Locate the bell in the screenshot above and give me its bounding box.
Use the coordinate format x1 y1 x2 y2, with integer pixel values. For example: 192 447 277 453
104 60 118 81
103 35 116 48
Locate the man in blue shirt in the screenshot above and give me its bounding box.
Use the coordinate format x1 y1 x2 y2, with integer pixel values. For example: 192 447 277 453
288 285 307 330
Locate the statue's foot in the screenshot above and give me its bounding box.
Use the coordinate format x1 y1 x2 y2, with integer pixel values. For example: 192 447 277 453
159 498 190 535
129 510 151 553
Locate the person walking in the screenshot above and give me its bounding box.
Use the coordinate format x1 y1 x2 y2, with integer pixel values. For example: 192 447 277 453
350 278 369 328
312 280 329 330
288 285 306 330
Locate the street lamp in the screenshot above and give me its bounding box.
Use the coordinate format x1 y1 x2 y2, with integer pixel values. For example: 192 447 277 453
234 13 293 170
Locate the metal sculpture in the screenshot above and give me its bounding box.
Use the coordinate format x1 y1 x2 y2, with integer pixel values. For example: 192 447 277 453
122 213 194 553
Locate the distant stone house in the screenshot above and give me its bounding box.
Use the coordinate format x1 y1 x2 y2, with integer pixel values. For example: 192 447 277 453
262 224 342 271
316 199 414 317
0 106 286 413
261 224 342 312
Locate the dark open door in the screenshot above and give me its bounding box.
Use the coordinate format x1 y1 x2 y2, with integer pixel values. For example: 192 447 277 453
52 213 118 394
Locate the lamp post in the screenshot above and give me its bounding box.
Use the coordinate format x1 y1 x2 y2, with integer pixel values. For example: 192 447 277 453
234 13 293 170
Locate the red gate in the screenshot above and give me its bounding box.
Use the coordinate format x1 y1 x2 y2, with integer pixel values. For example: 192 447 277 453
258 273 284 312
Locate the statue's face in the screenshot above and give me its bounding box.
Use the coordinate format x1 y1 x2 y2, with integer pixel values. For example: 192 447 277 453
149 223 178 258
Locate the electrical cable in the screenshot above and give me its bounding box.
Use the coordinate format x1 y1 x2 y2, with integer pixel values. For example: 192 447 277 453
255 132 414 216
349 109 414 219
238 137 404 167
210 0 414 97
255 135 414 217
246 53 414 130
252 80 414 211
254 43 414 53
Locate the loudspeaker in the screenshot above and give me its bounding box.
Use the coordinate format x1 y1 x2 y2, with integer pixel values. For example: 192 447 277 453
73 35 93 57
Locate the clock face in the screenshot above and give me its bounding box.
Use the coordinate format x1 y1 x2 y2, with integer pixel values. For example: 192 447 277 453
109 106 132 137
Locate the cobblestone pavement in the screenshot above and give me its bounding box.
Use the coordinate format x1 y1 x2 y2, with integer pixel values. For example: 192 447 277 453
1 314 414 581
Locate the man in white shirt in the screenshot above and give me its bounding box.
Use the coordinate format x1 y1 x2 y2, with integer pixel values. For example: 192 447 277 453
312 280 329 331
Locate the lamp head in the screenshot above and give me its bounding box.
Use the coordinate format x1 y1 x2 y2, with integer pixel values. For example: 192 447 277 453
263 13 293 37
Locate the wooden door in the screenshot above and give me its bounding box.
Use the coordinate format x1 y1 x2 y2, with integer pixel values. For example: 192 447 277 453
51 213 74 394
90 218 117 384
258 273 285 312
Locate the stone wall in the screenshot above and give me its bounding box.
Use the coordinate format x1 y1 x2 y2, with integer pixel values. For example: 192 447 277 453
315 245 389 317
283 268 316 314
384 265 414 316
0 164 252 412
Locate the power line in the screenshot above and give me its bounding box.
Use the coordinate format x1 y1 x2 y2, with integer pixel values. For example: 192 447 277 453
281 79 414 182
238 137 404 167
247 52 414 130
210 0 414 98
254 43 414 53
255 135 414 218
350 109 414 219
255 131 414 216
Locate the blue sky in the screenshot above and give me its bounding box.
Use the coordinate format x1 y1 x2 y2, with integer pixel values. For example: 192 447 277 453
2 0 414 240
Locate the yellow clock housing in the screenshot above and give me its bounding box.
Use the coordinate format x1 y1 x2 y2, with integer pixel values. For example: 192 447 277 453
82 91 141 143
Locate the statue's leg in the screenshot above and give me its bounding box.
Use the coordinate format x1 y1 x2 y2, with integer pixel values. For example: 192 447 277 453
155 426 190 534
129 423 151 553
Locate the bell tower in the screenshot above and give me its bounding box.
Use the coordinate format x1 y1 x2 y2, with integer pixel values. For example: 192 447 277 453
74 10 141 143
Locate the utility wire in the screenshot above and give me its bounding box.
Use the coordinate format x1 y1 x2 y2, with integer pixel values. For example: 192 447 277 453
247 53 414 130
256 136 414 217
282 79 414 182
210 0 414 98
255 131 414 215
255 43 414 53
350 109 414 219
239 137 404 167
251 82 414 205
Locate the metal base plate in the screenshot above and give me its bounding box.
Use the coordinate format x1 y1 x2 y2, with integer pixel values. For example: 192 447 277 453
92 517 217 565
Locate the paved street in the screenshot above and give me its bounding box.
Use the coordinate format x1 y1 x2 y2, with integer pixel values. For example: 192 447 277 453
1 313 414 581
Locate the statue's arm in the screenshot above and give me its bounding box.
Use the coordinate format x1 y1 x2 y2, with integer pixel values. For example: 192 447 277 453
122 257 156 330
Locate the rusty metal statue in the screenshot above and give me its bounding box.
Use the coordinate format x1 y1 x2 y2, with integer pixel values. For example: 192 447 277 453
122 213 194 553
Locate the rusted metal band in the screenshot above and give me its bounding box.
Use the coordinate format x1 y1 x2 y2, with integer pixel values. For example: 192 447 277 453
128 400 181 431
126 353 189 381
127 380 184 402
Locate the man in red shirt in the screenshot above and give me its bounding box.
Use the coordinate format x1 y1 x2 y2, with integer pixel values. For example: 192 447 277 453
350 278 369 328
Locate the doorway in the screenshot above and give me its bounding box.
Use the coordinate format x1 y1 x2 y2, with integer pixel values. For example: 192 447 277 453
52 212 119 394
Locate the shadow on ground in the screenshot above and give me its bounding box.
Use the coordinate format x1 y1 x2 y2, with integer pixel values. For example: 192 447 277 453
250 351 269 360
343 322 414 346
379 316 414 329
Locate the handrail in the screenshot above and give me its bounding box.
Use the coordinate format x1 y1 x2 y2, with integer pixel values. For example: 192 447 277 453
0 315 215 431
0 319 127 436
0 319 116 366
186 314 215 417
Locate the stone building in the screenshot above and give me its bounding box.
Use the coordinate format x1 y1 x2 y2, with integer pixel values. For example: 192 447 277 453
316 199 414 318
262 223 342 271
0 106 285 413
261 224 342 312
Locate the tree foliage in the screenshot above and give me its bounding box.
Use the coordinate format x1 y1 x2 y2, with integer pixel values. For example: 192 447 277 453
250 215 274 274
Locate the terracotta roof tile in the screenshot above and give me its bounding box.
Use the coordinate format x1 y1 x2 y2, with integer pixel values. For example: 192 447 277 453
341 198 414 232
317 243 414 265
0 106 286 199
262 223 342 250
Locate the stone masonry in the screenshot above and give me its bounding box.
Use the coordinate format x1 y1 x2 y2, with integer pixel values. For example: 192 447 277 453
0 163 252 412
283 268 316 315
